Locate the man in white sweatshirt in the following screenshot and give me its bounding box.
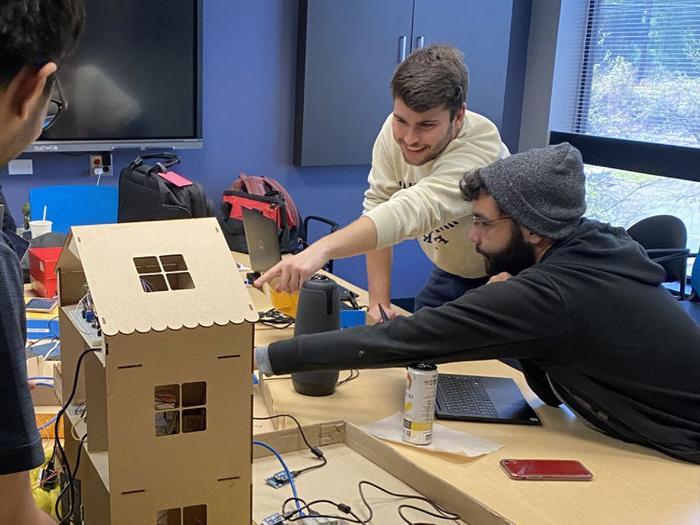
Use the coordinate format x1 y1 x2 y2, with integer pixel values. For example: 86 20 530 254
256 45 508 320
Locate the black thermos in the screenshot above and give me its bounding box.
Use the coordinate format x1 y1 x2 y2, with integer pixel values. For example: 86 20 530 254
292 275 340 396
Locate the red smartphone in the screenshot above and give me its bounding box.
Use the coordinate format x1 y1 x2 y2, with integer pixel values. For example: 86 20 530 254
499 458 593 481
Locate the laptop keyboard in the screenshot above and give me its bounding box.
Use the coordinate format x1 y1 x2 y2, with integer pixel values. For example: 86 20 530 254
437 375 500 417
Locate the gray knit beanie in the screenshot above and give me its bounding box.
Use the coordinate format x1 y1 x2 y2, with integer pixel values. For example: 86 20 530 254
478 143 586 239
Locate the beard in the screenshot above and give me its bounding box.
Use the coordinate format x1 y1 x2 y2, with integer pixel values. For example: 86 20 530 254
400 121 454 166
478 225 536 276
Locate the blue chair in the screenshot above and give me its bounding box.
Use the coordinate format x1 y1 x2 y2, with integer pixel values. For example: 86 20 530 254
29 185 118 234
658 247 700 325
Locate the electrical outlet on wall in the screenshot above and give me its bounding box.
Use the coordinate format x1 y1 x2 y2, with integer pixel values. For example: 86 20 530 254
89 152 113 177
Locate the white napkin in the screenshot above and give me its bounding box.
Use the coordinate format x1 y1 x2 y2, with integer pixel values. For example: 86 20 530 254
361 412 502 457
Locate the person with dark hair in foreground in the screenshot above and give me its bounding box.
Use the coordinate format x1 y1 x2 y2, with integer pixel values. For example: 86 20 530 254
0 1 84 523
256 143 700 464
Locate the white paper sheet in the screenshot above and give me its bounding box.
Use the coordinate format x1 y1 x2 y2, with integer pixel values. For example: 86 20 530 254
361 412 502 458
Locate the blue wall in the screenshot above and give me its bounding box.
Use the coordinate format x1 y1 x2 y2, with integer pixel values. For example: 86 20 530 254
0 0 432 298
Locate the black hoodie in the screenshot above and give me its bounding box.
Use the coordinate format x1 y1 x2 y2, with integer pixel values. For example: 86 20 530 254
268 219 700 463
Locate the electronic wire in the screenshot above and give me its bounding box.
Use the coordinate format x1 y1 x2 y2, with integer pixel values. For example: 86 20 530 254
256 308 295 329
30 382 54 389
72 434 88 478
281 479 462 524
358 480 461 524
37 415 58 432
336 369 360 386
253 414 327 476
253 414 314 450
253 440 304 517
52 348 98 524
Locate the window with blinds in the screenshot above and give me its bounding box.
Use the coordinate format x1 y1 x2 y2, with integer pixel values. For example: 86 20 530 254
574 0 700 149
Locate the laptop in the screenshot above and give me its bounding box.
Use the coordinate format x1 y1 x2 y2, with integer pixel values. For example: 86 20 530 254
241 207 359 303
435 374 541 425
242 206 282 273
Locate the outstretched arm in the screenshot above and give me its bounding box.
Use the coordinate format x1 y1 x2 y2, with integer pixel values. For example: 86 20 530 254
254 216 378 292
366 247 398 322
265 271 567 374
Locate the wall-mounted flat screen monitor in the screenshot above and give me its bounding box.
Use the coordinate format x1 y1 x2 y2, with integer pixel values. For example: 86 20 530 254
32 0 202 153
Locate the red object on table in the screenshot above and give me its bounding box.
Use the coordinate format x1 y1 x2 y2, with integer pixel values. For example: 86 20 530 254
28 246 62 298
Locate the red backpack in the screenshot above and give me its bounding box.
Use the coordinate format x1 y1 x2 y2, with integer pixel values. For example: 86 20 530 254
219 173 305 254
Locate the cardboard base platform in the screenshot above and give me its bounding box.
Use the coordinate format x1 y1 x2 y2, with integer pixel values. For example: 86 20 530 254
258 362 700 525
253 420 508 525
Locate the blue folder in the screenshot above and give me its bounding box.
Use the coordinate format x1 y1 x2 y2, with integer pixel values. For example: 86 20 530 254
26 318 60 340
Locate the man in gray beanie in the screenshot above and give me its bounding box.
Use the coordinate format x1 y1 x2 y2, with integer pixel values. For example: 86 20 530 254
255 144 700 464
476 142 586 239
460 142 586 281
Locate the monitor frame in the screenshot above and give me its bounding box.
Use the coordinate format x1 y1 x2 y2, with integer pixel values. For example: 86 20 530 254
27 0 204 154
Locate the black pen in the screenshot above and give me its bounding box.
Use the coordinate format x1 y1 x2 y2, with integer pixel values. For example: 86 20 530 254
378 304 389 322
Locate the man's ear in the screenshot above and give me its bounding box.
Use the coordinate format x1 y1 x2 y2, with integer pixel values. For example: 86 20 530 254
10 63 57 119
521 227 546 247
452 103 465 128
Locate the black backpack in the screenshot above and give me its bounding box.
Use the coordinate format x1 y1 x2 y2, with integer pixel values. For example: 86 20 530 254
218 173 305 254
118 153 214 223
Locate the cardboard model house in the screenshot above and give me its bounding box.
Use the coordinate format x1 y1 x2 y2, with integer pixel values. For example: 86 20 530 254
56 218 257 524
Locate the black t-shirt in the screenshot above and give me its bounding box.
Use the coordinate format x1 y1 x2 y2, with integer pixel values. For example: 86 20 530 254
0 232 43 474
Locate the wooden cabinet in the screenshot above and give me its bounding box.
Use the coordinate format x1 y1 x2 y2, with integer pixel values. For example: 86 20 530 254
294 0 531 166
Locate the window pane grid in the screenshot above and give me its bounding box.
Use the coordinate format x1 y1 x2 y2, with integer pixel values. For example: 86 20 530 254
584 164 700 251
154 383 207 437
575 0 700 148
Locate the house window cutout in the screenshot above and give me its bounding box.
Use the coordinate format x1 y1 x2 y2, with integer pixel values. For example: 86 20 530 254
135 254 195 292
183 505 207 524
160 254 188 272
155 384 180 410
156 508 181 525
141 274 168 293
182 408 206 433
182 381 206 406
156 505 207 525
155 411 180 437
134 256 161 274
155 382 207 437
167 272 195 290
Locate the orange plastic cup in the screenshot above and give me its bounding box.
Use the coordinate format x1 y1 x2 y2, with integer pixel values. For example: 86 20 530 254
266 283 300 318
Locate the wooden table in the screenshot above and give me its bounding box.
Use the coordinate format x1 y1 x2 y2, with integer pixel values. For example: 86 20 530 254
235 254 700 525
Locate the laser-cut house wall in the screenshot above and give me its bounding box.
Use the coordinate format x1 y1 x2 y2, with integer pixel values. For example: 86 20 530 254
56 218 257 524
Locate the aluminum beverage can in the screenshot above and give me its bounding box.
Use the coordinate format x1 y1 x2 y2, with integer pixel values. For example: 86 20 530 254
402 363 438 445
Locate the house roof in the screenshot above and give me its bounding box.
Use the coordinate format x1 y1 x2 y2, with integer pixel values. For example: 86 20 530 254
57 218 258 335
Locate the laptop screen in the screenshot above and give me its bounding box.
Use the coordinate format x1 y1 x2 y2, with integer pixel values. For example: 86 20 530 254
242 207 281 273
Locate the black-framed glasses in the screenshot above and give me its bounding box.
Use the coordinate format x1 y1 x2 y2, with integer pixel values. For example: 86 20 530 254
43 77 67 130
470 213 513 229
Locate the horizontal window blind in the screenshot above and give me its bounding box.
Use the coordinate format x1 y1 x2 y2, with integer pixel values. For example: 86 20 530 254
575 0 700 149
